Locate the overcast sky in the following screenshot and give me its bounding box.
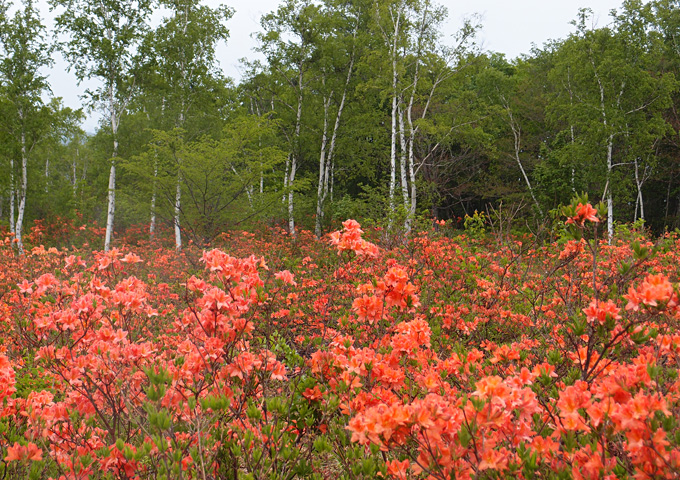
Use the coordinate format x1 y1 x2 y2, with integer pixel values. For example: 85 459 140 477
40 0 630 131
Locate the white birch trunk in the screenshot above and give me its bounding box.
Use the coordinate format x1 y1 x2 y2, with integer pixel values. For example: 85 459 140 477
104 54 119 252
385 10 401 228
283 154 290 204
174 111 185 251
104 145 117 252
260 162 264 194
398 103 409 212
14 123 27 254
315 26 356 238
315 94 331 238
593 59 614 243
174 172 182 250
634 157 645 222
288 68 303 238
44 158 49 193
9 156 14 237
606 135 614 241
150 159 157 240
505 104 543 216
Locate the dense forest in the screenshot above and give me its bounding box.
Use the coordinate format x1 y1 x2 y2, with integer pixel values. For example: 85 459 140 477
0 0 679 251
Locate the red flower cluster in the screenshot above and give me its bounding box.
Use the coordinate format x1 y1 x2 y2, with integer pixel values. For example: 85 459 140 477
329 219 380 257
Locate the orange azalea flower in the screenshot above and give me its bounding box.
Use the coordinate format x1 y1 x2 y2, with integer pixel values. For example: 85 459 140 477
4 442 42 462
352 295 383 324
625 273 676 311
583 299 621 325
386 458 410 479
302 386 323 401
274 269 297 286
566 202 599 225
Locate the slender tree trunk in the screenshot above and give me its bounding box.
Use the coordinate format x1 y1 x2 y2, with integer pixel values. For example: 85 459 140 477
174 113 184 251
44 157 49 193
105 151 117 252
386 11 401 228
260 161 264 194
174 171 182 250
315 94 331 238
634 157 645 222
15 123 27 254
283 154 290 204
104 76 119 252
9 156 15 237
408 133 417 233
593 60 614 243
398 103 409 213
505 105 543 216
150 159 157 240
288 67 303 238
606 135 614 241
315 41 355 238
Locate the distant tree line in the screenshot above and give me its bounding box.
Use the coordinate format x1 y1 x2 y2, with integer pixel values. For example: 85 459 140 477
0 0 679 251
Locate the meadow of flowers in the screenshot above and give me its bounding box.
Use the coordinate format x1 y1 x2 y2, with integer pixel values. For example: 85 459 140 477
1 204 680 479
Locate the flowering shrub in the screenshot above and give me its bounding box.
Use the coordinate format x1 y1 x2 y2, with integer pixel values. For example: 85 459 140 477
1 212 680 479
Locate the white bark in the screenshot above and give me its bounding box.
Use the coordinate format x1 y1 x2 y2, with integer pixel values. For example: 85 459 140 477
377 5 401 227
315 93 331 238
315 26 357 238
9 156 14 237
174 112 185 251
287 67 303 238
398 103 409 212
401 1 457 234
104 25 119 252
44 157 49 193
173 177 182 248
104 145 117 252
504 102 543 216
633 157 647 222
605 134 614 241
592 55 615 243
14 122 27 254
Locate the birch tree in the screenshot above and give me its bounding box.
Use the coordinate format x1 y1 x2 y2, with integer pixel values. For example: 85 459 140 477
50 0 153 251
311 0 365 237
137 0 232 250
549 7 674 240
400 5 477 233
373 0 477 234
257 0 320 237
478 57 544 216
0 0 53 254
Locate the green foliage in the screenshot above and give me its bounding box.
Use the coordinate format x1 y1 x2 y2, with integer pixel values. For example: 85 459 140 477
463 210 487 237
123 113 286 245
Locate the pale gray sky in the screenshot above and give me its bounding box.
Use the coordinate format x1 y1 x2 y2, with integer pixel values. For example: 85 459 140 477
41 0 629 131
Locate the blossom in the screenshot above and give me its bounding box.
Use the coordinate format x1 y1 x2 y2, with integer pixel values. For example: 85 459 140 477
275 269 297 286
4 442 42 462
583 299 621 325
624 274 676 312
566 202 599 225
